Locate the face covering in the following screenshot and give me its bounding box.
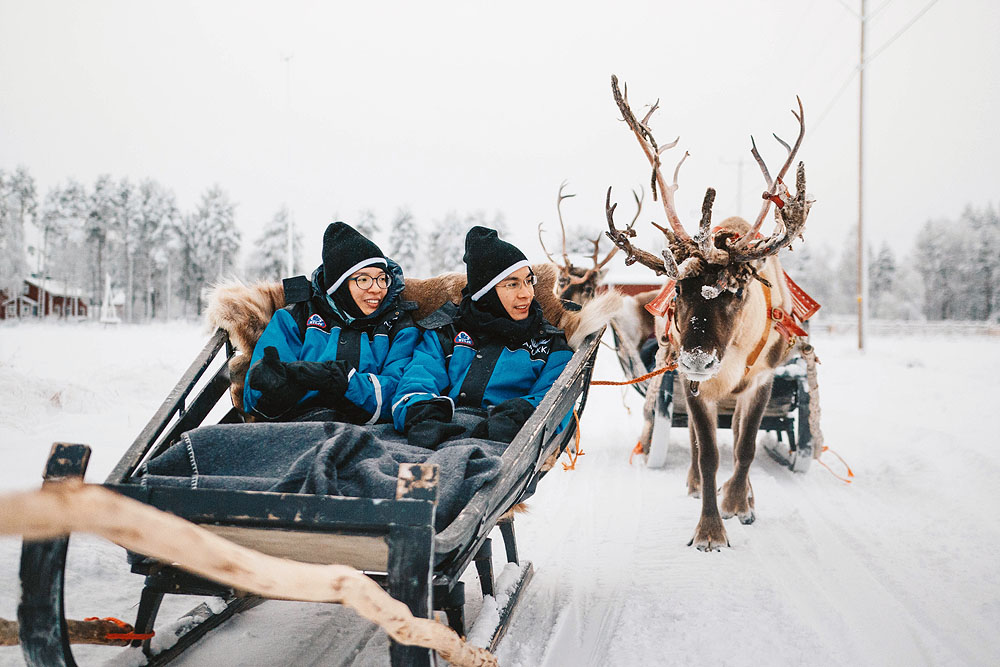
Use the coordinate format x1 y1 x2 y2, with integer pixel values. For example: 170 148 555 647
456 287 544 346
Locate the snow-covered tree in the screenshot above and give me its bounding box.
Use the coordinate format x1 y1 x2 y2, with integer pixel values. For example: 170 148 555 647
355 209 379 243
963 204 999 321
86 174 117 299
867 242 896 319
37 179 89 314
779 239 836 315
134 180 178 320
0 167 36 297
245 205 304 281
387 207 422 276
426 212 466 275
169 186 240 315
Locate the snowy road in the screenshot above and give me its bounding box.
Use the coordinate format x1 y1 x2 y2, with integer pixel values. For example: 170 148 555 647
1 322 998 666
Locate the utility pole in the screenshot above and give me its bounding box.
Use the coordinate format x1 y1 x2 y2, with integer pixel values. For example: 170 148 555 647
857 0 867 351
283 54 295 278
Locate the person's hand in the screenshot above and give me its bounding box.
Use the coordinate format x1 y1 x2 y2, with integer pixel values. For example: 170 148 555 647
470 398 535 443
406 420 467 449
402 397 454 432
247 347 307 417
403 397 463 449
287 359 351 396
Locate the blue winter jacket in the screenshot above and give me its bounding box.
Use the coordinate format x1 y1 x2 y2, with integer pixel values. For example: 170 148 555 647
391 302 573 431
244 260 420 423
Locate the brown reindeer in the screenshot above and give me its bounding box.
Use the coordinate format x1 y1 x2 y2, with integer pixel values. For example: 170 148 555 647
538 182 642 305
605 75 812 551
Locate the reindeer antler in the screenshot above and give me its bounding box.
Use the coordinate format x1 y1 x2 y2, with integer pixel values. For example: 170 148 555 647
611 75 694 245
537 222 558 264
584 186 641 279
728 162 811 262
556 181 575 268
605 187 678 278
734 96 806 249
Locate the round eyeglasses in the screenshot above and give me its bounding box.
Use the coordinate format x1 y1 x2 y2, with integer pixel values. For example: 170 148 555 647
349 273 392 290
498 274 537 292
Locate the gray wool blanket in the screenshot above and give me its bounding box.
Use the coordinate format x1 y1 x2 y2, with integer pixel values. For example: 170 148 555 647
139 411 506 531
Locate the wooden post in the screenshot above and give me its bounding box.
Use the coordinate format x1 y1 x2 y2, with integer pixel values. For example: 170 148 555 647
389 463 439 667
18 443 91 667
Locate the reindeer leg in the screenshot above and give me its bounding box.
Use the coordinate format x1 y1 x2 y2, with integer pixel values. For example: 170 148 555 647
686 419 701 498
721 378 773 525
684 385 727 551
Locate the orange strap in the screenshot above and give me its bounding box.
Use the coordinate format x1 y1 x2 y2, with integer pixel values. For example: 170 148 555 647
816 446 855 484
628 440 644 465
744 284 774 375
83 616 155 641
591 362 676 386
561 409 585 470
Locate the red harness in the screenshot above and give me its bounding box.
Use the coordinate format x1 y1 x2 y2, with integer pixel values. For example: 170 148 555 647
643 272 820 373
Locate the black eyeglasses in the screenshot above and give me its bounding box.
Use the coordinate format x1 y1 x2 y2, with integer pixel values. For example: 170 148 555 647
498 274 537 292
349 274 392 290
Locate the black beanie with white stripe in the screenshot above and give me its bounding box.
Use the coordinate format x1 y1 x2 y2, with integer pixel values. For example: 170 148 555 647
463 226 530 301
321 221 386 294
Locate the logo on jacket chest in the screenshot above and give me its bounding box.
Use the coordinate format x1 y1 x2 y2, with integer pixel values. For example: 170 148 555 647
306 313 327 329
523 337 551 360
454 331 475 347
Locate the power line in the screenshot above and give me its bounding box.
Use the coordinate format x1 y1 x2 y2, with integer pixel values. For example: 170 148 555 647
813 0 943 133
865 0 941 64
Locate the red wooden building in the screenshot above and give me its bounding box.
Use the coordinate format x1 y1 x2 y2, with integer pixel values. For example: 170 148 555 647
1 277 89 320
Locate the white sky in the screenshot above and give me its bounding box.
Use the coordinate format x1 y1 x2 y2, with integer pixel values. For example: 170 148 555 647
2 0 998 269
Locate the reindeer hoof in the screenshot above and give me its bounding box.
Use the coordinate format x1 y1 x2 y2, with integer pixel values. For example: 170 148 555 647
688 518 729 551
739 509 756 525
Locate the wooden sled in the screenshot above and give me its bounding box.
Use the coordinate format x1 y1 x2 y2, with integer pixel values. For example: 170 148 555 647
16 317 604 666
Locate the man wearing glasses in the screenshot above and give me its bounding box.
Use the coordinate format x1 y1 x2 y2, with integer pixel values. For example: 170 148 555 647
392 226 573 449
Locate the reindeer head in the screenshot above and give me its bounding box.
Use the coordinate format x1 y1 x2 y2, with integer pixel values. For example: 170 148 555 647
605 75 812 381
539 182 641 305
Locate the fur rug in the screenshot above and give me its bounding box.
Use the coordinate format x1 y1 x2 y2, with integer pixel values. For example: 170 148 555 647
204 263 622 412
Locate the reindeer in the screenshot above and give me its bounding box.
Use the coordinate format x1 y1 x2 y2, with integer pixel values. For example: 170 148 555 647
538 182 642 305
605 75 811 551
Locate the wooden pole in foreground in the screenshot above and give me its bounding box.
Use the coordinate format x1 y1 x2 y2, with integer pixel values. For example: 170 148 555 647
0 481 497 667
0 618 133 647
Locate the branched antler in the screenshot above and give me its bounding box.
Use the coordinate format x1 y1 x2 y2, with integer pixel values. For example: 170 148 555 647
556 181 575 267
605 187 677 278
611 75 692 244
728 162 811 262
735 96 806 248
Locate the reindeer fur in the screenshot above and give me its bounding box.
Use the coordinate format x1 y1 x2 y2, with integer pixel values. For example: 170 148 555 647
204 263 619 414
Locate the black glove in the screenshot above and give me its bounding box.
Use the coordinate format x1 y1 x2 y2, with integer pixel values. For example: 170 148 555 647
287 359 351 396
402 397 454 432
403 398 464 449
248 346 307 417
470 398 535 443
407 420 467 449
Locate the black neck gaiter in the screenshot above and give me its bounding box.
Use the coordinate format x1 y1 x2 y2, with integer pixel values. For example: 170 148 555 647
456 288 544 346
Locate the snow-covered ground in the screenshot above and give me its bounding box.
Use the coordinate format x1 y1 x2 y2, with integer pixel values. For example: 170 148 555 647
1 320 998 666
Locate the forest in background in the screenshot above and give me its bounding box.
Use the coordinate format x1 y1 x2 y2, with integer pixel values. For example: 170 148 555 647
1 165 996 323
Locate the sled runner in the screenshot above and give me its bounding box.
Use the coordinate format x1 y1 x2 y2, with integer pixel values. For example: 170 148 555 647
16 271 607 667
610 319 815 472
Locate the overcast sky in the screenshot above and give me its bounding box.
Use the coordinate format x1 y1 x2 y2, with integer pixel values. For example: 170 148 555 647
2 0 997 272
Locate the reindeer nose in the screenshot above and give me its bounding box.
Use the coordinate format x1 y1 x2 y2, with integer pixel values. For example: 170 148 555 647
678 348 720 377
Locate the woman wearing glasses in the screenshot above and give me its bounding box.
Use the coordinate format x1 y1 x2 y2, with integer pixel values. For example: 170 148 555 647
392 226 573 448
243 221 420 423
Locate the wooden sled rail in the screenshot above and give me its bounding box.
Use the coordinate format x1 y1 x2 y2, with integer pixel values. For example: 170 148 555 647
0 478 497 667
